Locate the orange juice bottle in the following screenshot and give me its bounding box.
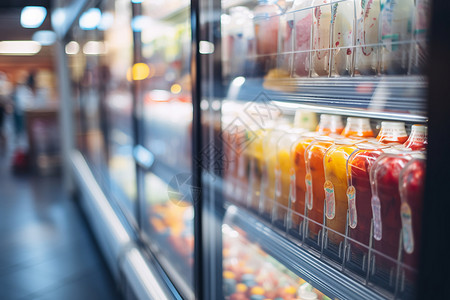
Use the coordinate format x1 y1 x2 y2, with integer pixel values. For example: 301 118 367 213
290 132 318 233
316 114 344 135
323 139 360 247
274 128 306 227
341 117 374 138
261 126 290 220
376 121 408 144
304 136 336 243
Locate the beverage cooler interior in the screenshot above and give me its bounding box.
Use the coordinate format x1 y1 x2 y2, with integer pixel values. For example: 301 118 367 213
57 0 438 298
208 0 429 298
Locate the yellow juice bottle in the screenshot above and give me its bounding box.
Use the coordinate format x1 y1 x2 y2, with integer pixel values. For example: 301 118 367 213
323 139 359 246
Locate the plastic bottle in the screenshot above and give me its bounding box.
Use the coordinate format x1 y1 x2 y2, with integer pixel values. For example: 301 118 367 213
261 126 290 219
380 0 415 74
275 128 306 226
369 150 413 286
316 114 344 135
248 125 273 212
253 0 283 75
398 156 425 284
290 133 318 234
354 0 381 75
341 117 374 138
284 0 314 76
345 142 388 272
312 0 332 76
376 121 408 144
294 109 318 131
404 124 427 150
411 0 430 74
228 7 255 76
323 139 360 246
304 136 336 243
331 0 355 76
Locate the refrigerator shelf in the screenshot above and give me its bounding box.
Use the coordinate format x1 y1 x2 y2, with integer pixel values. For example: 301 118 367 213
227 76 427 122
225 204 388 300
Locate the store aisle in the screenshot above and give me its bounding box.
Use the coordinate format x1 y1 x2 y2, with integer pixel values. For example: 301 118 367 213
0 147 123 299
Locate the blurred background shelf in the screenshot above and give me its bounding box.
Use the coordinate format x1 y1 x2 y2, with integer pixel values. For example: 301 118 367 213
225 205 388 300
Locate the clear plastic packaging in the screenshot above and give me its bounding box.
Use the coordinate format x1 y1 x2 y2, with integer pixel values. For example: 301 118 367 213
345 142 388 273
228 6 255 76
341 117 374 138
380 0 414 74
290 132 318 235
376 121 408 144
248 125 273 212
331 0 355 76
369 150 413 288
283 0 314 77
354 0 381 75
311 0 332 76
304 136 336 244
398 156 425 284
323 139 360 248
261 126 290 219
253 0 283 74
404 124 427 151
316 114 344 135
274 128 307 228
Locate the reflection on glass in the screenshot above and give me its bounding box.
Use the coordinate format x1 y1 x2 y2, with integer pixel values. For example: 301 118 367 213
100 0 136 208
143 174 194 291
139 0 194 294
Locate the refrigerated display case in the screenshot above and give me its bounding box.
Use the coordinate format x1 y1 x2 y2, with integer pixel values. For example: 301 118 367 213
53 0 450 298
200 0 435 298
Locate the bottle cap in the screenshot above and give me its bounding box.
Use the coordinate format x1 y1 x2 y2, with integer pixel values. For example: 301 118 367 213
299 291 318 300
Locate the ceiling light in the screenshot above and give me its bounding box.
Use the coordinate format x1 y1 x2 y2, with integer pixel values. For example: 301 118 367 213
21 6 47 28
98 12 114 31
83 41 107 55
79 8 102 30
32 31 56 46
65 41 80 55
0 41 42 55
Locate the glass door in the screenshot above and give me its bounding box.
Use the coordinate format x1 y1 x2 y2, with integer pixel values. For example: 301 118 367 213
200 0 431 298
133 0 194 298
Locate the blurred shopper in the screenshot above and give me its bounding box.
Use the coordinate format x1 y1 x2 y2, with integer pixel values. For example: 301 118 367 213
12 73 35 145
0 72 13 152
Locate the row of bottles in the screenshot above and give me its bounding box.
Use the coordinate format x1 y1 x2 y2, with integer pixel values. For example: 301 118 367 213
222 110 427 293
222 0 430 78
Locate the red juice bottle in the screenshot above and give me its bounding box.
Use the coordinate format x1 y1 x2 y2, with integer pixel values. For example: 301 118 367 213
398 155 426 284
369 150 413 285
404 125 428 151
346 142 388 270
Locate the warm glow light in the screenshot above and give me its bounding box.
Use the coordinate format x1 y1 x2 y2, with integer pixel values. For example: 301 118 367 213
83 41 107 55
170 84 182 94
32 30 56 46
79 8 102 30
0 41 41 55
132 63 150 80
65 41 80 55
21 6 47 28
